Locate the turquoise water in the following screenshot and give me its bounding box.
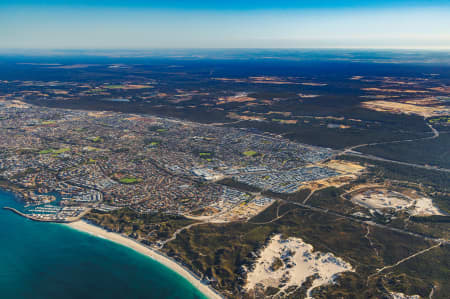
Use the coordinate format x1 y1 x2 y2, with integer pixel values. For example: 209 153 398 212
0 189 207 299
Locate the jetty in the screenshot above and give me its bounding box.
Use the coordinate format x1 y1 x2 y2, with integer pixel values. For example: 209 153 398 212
2 207 89 223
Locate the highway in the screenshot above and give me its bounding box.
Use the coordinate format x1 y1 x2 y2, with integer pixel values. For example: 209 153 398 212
281 200 449 245
336 122 450 173
342 151 450 173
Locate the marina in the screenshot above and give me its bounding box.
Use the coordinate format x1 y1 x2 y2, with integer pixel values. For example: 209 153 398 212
0 189 209 299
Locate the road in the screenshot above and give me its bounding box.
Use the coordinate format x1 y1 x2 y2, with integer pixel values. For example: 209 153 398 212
336 122 450 173
342 151 450 173
163 120 450 253
367 242 443 281
344 123 439 153
302 189 316 204
282 199 449 245
158 221 207 248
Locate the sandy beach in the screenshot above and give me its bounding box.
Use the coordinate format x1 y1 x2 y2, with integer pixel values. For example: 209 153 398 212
65 220 222 299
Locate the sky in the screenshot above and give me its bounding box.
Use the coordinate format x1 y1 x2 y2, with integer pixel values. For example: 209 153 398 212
1 0 449 50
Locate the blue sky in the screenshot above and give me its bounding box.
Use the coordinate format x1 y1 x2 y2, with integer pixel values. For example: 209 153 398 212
1 1 449 49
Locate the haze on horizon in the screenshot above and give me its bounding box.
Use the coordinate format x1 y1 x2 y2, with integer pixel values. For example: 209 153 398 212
1 0 449 50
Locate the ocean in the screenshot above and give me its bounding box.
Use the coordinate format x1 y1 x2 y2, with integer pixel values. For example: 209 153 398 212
0 189 207 299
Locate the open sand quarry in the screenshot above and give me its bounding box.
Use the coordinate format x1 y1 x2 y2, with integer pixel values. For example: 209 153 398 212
350 188 443 216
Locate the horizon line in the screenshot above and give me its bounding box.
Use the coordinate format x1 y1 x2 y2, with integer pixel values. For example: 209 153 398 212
0 47 449 52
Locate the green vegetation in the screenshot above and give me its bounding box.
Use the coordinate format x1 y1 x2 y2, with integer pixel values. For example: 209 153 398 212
197 152 214 161
359 132 450 169
335 155 450 239
429 116 450 123
84 146 100 152
39 147 70 155
90 136 102 143
145 138 161 147
307 187 363 214
387 245 450 299
273 189 311 202
243 150 258 157
87 88 106 93
338 155 450 213
163 202 439 298
38 149 53 154
265 287 280 296
103 85 127 89
428 117 450 130
119 177 142 184
410 215 450 223
8 56 450 298
84 209 197 242
270 257 283 271
53 148 70 154
41 120 56 125
227 108 431 149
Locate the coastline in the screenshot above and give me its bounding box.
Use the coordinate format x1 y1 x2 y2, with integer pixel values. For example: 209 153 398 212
65 220 222 299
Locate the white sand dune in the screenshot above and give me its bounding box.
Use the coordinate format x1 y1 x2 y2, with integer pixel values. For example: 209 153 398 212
390 291 420 299
245 234 354 298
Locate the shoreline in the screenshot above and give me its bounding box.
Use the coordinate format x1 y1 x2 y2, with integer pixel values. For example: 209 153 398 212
65 220 222 299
